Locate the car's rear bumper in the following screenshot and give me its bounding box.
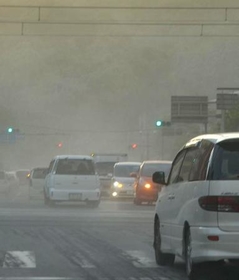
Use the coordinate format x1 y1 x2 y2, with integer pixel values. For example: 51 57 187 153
136 189 158 201
48 188 100 201
191 226 239 263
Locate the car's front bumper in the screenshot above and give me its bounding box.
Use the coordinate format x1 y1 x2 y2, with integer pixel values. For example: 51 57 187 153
191 226 239 263
111 187 134 198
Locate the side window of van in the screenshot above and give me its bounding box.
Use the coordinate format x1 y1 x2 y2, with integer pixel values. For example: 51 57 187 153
168 150 186 184
48 160 55 174
178 148 197 182
189 140 214 181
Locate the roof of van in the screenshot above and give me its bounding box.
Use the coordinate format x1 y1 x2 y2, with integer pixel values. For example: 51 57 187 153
114 161 141 166
186 133 239 145
53 155 93 160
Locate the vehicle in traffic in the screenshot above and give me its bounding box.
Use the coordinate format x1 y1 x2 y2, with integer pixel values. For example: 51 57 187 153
16 169 31 186
92 153 128 197
153 133 239 279
111 162 141 198
44 155 101 207
29 167 48 200
132 160 171 205
5 171 19 189
0 171 9 196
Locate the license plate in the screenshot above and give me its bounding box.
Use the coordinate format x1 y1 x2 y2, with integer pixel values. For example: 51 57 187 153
69 193 82 200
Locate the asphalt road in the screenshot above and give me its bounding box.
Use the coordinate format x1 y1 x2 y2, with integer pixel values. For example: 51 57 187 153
0 185 237 280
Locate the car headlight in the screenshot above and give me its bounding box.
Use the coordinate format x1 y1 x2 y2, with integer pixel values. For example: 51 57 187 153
113 181 123 188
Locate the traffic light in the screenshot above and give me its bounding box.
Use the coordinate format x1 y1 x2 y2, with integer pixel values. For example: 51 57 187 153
131 143 138 149
7 127 13 133
155 120 171 127
57 142 63 148
156 120 162 127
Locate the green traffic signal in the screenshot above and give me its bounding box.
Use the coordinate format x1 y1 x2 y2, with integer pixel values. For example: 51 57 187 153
155 120 171 127
156 120 162 127
7 127 13 133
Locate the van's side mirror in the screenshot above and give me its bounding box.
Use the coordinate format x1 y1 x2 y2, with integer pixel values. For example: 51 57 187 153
130 172 137 178
153 171 166 185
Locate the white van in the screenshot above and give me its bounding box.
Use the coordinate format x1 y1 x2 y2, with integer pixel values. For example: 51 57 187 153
153 133 239 279
44 155 101 207
111 162 141 198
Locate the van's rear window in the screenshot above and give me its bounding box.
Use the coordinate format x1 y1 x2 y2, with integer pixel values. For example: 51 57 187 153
55 159 95 175
32 169 47 179
211 140 239 180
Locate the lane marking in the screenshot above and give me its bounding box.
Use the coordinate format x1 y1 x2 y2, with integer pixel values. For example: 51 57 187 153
3 251 36 268
0 278 81 280
124 250 158 268
71 253 96 268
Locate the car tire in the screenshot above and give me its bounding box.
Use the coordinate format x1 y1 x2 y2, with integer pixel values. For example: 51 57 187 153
154 219 175 266
185 228 197 280
44 190 50 206
87 200 100 208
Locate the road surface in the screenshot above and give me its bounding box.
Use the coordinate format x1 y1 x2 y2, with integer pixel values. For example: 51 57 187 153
0 185 237 280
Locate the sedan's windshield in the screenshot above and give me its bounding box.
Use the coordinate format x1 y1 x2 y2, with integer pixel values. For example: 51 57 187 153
114 165 140 177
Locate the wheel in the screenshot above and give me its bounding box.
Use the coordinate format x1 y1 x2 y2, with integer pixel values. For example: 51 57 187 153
44 190 52 206
154 219 175 266
134 197 142 205
185 228 197 279
87 200 100 208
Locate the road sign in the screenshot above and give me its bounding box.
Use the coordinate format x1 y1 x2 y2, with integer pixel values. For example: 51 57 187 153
171 96 208 124
216 93 239 110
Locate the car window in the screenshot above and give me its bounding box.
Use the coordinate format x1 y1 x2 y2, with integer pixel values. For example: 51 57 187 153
32 169 47 179
48 160 55 173
55 159 95 175
168 150 186 185
178 149 196 182
141 163 171 177
210 140 239 180
95 162 115 176
114 165 140 177
189 140 214 181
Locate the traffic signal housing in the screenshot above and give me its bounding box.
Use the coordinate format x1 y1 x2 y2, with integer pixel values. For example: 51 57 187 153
131 143 138 149
155 120 171 127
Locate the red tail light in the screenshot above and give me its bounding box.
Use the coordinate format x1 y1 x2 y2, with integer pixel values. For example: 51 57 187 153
199 196 239 212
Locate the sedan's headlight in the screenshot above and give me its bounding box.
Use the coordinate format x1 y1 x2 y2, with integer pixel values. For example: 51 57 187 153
113 181 123 188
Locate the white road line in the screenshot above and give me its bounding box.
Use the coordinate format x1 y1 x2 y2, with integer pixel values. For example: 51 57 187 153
3 251 36 268
0 278 80 280
71 253 96 268
124 250 158 268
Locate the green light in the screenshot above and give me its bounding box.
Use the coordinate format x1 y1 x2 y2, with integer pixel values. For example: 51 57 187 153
7 127 13 133
156 120 162 127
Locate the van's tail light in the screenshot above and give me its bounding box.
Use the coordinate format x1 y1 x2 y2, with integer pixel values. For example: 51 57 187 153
199 196 239 212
